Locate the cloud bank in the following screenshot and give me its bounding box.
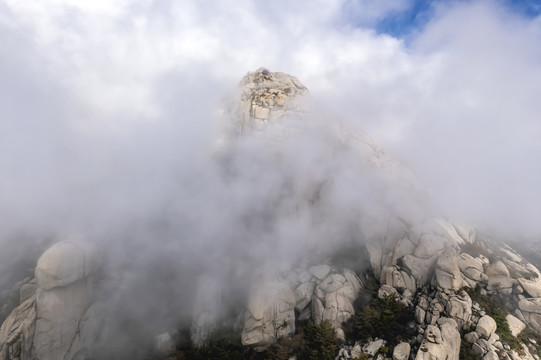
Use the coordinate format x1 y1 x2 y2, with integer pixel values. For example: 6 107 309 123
1 0 541 355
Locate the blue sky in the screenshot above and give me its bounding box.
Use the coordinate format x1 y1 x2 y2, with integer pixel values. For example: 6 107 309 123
375 0 541 38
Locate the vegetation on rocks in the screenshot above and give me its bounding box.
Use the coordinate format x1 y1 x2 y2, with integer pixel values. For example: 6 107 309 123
303 320 338 360
464 286 526 354
352 294 415 348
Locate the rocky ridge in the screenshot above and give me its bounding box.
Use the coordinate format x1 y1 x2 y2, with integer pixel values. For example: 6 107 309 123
1 69 541 360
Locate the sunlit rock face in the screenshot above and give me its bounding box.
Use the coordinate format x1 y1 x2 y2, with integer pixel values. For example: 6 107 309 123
233 67 308 135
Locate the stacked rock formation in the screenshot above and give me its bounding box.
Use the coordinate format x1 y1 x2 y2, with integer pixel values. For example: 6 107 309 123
233 67 308 135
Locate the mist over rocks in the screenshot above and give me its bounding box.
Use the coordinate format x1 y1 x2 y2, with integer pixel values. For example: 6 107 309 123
2 68 541 360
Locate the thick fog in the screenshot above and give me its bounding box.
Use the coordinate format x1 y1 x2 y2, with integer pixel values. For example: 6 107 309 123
1 0 541 354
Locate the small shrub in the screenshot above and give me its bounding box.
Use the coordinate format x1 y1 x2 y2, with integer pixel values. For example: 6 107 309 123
352 354 369 360
263 332 305 360
183 340 244 360
302 320 338 360
353 294 415 346
459 340 477 360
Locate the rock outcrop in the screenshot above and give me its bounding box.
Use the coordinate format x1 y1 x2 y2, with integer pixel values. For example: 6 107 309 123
241 279 296 349
233 67 308 136
0 240 101 360
239 266 362 348
4 68 541 360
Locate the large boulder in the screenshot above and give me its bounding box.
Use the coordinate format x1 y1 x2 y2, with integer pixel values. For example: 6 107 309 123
506 314 526 337
446 290 472 327
435 248 463 291
416 318 460 360
393 342 411 360
0 239 101 360
35 241 97 290
312 269 362 340
476 315 497 339
457 253 485 283
241 279 295 349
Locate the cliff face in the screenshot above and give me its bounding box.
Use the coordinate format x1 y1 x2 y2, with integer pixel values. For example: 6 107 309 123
1 69 541 360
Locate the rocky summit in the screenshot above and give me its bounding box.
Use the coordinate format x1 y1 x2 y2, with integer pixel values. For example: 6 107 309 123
2 68 541 360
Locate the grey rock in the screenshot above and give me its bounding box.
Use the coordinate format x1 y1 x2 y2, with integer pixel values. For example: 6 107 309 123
464 331 480 344
312 270 361 341
519 298 541 314
476 315 497 339
35 240 97 290
393 342 410 360
415 318 460 360
362 339 384 356
415 306 426 324
506 314 526 337
309 265 331 280
350 342 362 359
19 283 37 304
0 296 36 360
483 350 499 360
241 279 295 348
435 248 463 291
294 282 316 311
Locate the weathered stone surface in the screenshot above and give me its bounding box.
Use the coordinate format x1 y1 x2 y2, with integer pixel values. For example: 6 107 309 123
241 279 295 348
425 325 442 343
486 261 510 277
35 240 97 290
0 239 100 360
350 341 362 359
362 339 384 356
415 306 426 324
312 270 361 341
476 315 497 339
416 318 460 360
410 218 464 255
518 278 541 298
518 298 541 314
506 314 526 337
393 342 411 360
446 290 472 327
378 284 399 299
435 248 463 290
309 265 331 280
464 331 480 344
294 282 316 311
401 255 436 286
34 280 94 360
0 296 36 360
233 68 308 136
458 253 485 282
483 350 499 360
